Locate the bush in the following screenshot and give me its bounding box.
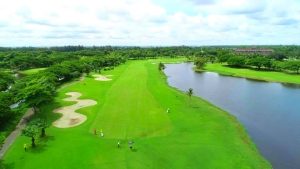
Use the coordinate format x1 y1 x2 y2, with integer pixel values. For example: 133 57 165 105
194 57 207 69
227 56 246 67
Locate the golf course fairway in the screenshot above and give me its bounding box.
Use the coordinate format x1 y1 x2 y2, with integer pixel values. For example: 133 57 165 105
2 60 271 169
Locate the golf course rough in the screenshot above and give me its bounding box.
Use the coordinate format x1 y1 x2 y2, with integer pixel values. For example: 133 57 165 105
53 92 97 128
2 60 271 169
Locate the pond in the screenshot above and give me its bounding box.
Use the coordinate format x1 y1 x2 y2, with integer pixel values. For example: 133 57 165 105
164 63 300 169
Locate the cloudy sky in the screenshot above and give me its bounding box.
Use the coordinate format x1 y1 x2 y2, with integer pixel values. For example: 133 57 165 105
0 0 299 46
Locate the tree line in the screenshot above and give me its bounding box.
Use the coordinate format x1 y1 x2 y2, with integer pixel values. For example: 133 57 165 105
2 45 298 71
192 48 300 74
222 55 300 74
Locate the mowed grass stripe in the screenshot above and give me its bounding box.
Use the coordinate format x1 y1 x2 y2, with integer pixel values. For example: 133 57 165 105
91 61 171 139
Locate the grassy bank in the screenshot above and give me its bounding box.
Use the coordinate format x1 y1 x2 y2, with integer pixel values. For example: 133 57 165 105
20 68 46 76
204 63 300 84
2 60 270 169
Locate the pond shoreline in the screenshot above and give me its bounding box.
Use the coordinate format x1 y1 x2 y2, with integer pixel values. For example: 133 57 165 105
200 63 300 85
165 63 300 169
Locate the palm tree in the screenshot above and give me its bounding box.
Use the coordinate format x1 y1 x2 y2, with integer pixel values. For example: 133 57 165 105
187 88 193 98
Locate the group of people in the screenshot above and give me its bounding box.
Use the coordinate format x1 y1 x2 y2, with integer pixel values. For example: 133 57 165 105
94 128 104 137
93 128 135 151
117 140 135 150
23 108 171 152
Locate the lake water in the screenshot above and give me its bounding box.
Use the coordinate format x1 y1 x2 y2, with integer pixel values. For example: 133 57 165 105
164 63 300 169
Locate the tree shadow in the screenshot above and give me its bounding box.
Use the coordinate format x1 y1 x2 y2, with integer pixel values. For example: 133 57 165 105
27 135 55 154
0 160 15 169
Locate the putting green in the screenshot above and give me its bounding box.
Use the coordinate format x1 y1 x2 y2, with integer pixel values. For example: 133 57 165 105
2 59 271 169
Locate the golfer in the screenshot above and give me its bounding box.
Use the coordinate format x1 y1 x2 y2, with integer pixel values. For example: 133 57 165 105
167 108 170 113
128 140 134 150
24 143 27 152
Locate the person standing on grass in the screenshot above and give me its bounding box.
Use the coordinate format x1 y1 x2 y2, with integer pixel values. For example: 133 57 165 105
24 143 27 152
100 129 104 137
117 141 121 148
167 108 170 113
128 140 134 150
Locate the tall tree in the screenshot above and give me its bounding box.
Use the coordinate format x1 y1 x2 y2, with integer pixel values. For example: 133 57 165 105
22 124 39 147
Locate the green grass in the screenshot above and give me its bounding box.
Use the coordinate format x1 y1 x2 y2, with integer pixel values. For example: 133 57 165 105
204 63 300 84
20 68 46 75
2 60 271 169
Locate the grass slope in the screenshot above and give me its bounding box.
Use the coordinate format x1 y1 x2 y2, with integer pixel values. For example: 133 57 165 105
204 63 300 84
3 60 271 169
20 68 46 75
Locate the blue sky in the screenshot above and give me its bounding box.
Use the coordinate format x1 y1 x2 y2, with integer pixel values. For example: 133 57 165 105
0 0 299 46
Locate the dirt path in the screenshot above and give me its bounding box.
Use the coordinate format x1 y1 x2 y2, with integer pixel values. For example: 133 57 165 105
53 92 97 128
0 108 34 159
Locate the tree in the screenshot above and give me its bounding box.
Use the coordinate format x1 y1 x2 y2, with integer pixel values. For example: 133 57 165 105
81 58 93 76
194 57 207 69
158 62 165 71
271 52 287 61
187 88 193 98
30 118 49 137
227 56 246 67
218 54 231 63
282 60 300 73
271 60 284 71
247 57 271 70
15 75 56 113
0 71 14 91
0 93 13 127
22 124 39 147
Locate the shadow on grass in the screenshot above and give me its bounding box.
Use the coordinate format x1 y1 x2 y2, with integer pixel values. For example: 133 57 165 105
27 135 55 154
0 160 14 169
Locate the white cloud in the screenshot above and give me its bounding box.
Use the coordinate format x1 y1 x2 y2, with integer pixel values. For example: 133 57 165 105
0 0 299 46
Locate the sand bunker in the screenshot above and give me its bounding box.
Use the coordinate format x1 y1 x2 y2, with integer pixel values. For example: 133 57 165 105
93 74 112 81
53 92 97 128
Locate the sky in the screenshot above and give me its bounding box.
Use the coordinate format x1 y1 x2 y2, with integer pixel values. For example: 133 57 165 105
0 0 299 46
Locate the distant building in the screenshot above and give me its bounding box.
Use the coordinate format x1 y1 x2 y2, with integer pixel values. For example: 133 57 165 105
234 48 274 55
